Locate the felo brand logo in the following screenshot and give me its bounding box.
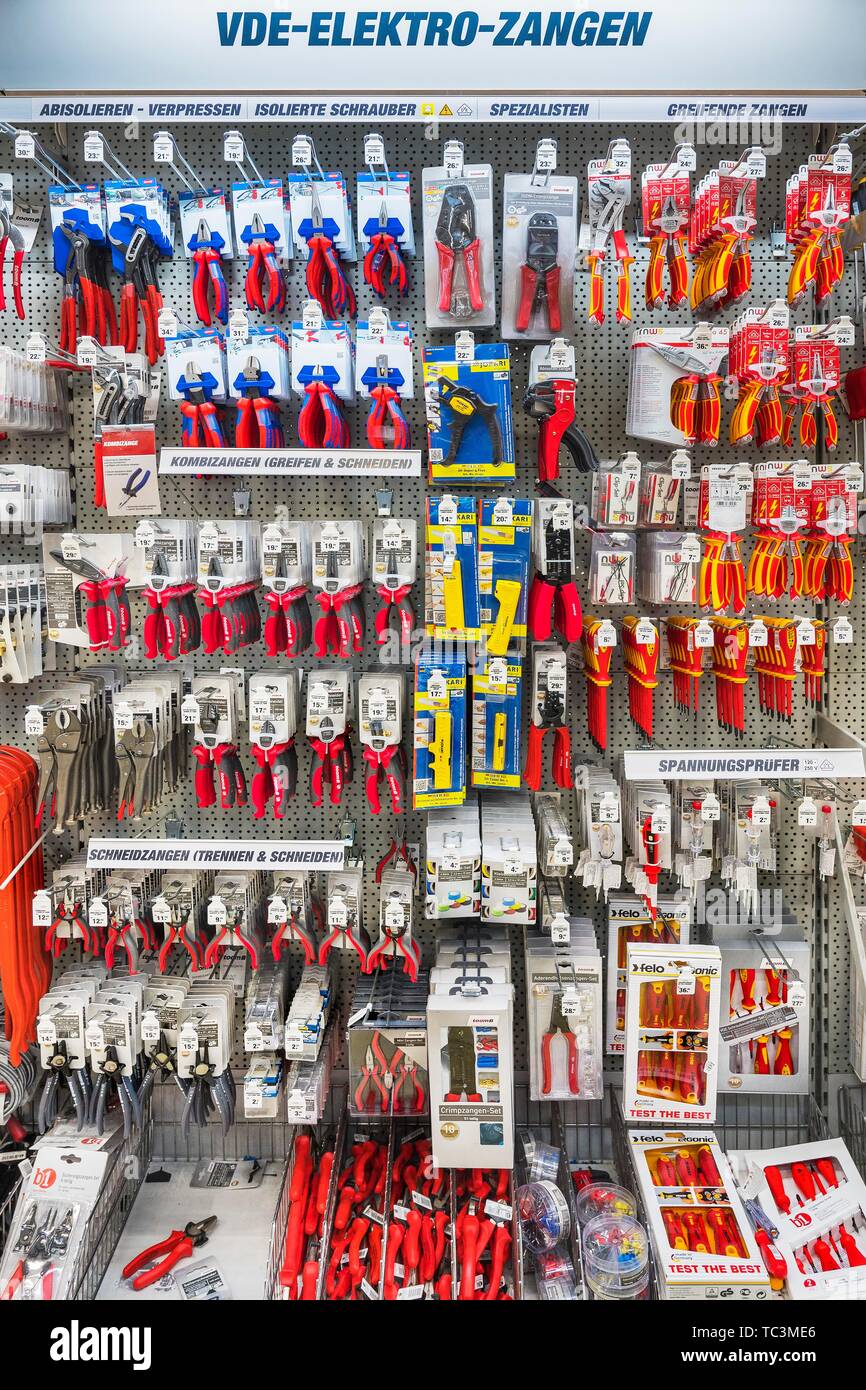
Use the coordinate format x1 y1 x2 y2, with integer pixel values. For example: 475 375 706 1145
50 1322 152 1372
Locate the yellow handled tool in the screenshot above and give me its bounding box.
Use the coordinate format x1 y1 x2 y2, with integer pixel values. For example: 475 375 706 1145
430 711 452 790
486 578 521 656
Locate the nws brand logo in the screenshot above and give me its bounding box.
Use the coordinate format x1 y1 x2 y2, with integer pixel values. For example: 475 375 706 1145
32 1166 57 1189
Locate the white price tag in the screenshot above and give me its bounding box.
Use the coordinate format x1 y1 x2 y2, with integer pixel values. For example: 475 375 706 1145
798 798 818 828
14 133 35 159
292 135 313 167
113 702 133 732
700 793 720 822
24 706 44 737
224 131 245 163
88 898 108 929
83 132 104 163
833 617 853 645
207 896 227 928
443 141 464 177
153 132 175 163
364 134 386 166
26 334 46 364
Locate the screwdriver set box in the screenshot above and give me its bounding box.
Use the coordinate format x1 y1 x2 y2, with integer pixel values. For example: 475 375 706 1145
717 937 811 1095
605 895 692 1054
729 1138 866 1300
623 941 722 1124
630 1129 769 1301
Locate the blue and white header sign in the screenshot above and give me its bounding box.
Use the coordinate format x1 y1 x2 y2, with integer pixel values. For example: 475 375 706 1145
2 0 866 95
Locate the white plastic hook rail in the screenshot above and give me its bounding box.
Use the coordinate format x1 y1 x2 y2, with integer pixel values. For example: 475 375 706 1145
152 130 209 194
292 132 327 181
0 122 82 190
223 129 267 186
364 131 392 184
83 129 136 182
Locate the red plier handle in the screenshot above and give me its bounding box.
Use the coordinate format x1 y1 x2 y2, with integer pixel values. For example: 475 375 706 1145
122 1230 194 1291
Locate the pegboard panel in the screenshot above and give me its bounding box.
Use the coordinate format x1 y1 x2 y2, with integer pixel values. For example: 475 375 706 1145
0 118 858 1091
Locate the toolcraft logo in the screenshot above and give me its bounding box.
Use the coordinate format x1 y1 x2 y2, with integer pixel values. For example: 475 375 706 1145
50 1322 152 1371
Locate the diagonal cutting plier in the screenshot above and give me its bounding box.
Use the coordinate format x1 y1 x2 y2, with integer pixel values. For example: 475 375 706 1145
234 356 283 447
363 359 409 450
177 364 225 447
187 218 228 327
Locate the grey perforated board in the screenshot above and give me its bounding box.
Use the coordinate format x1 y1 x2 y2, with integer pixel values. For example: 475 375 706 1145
0 118 859 1103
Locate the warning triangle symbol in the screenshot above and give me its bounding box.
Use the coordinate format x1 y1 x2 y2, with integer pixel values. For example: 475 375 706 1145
439 104 453 117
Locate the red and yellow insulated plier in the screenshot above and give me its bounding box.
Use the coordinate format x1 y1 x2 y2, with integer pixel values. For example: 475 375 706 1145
587 181 631 325
646 194 689 309
187 219 228 327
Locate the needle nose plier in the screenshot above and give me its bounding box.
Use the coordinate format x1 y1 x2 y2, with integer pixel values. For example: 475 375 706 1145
435 184 484 315
120 467 151 506
122 1216 218 1292
241 213 285 314
541 994 579 1095
234 356 283 447
438 377 502 466
187 218 228 327
177 364 225 447
362 200 408 297
298 184 356 319
515 212 561 332
354 1040 390 1113
0 208 25 320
